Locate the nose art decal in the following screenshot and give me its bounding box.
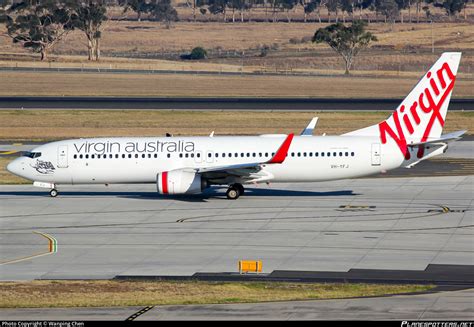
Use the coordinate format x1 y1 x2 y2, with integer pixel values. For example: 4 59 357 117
31 160 56 174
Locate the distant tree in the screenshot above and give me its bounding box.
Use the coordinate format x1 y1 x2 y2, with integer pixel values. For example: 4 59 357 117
303 0 322 22
1 0 75 61
151 0 178 28
395 0 409 22
339 0 355 22
375 0 399 26
207 0 229 22
440 0 466 18
280 0 298 22
181 46 207 60
71 0 108 61
325 0 339 22
312 20 377 75
118 0 154 21
228 0 251 22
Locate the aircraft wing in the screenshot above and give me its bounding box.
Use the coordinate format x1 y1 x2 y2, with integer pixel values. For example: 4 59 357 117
407 130 467 147
195 133 294 177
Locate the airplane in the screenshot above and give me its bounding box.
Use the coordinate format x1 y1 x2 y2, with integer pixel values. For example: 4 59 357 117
7 52 466 200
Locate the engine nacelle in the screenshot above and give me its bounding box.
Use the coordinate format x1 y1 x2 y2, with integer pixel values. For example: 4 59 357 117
157 169 204 194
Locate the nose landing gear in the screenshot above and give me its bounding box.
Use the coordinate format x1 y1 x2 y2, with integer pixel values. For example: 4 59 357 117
226 183 244 200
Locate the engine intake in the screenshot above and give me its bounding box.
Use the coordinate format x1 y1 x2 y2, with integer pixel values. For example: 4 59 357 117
157 169 204 194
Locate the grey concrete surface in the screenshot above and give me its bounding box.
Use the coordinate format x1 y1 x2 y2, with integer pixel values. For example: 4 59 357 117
0 175 472 280
1 288 472 320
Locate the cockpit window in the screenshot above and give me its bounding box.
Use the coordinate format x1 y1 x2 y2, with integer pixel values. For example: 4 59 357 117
22 152 42 158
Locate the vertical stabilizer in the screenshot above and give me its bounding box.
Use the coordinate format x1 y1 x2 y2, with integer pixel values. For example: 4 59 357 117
343 52 461 158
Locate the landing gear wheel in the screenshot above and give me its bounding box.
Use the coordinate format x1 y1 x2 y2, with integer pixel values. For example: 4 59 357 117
234 183 244 196
226 186 240 200
50 189 58 197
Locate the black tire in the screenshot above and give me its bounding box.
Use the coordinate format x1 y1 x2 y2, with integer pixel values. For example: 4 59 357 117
234 183 244 196
50 189 58 197
226 187 240 200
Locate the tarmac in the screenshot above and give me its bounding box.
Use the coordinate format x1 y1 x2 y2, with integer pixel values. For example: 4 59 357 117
0 175 472 280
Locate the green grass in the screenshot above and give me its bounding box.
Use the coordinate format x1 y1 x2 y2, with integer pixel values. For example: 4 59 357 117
0 280 435 308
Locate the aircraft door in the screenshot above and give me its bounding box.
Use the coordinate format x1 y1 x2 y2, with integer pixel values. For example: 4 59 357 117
58 145 68 168
371 143 381 166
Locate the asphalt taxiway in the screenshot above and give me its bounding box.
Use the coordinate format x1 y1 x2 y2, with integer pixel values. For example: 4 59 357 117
0 175 472 281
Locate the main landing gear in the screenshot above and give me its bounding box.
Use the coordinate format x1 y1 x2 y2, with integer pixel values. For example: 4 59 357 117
226 183 244 200
49 189 58 197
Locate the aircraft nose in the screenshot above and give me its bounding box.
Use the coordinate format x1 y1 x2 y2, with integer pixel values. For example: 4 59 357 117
6 158 23 176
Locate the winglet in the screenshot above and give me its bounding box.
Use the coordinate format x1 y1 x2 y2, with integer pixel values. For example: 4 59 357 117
267 133 294 164
301 117 318 136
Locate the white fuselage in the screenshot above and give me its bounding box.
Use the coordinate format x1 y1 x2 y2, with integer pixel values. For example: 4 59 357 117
7 135 405 185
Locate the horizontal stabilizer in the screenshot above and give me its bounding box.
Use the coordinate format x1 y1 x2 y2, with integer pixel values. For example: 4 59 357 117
407 130 466 147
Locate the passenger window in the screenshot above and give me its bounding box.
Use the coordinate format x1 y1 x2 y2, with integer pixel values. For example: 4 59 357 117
74 154 77 159
315 152 318 157
297 152 301 157
345 152 349 156
190 153 194 158
85 154 89 159
327 152 331 157
291 152 295 157
321 152 325 157
185 153 189 158
115 154 119 159
241 153 244 157
92 154 95 159
222 153 226 158
215 153 219 158
208 153 211 158
252 153 256 157
303 152 307 157
246 153 250 157
228 153 232 158
339 152 343 157
122 154 125 158
110 154 113 158
167 153 171 158
309 152 313 157
154 154 158 158
179 153 183 158
128 154 132 158
79 154 83 159
259 153 262 157
351 152 355 156
197 153 200 158
333 152 337 157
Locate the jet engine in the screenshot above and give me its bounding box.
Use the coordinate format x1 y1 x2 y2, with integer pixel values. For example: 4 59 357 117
157 169 205 194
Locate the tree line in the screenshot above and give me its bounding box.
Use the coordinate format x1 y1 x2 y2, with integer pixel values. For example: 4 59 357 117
0 0 469 62
0 0 178 61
